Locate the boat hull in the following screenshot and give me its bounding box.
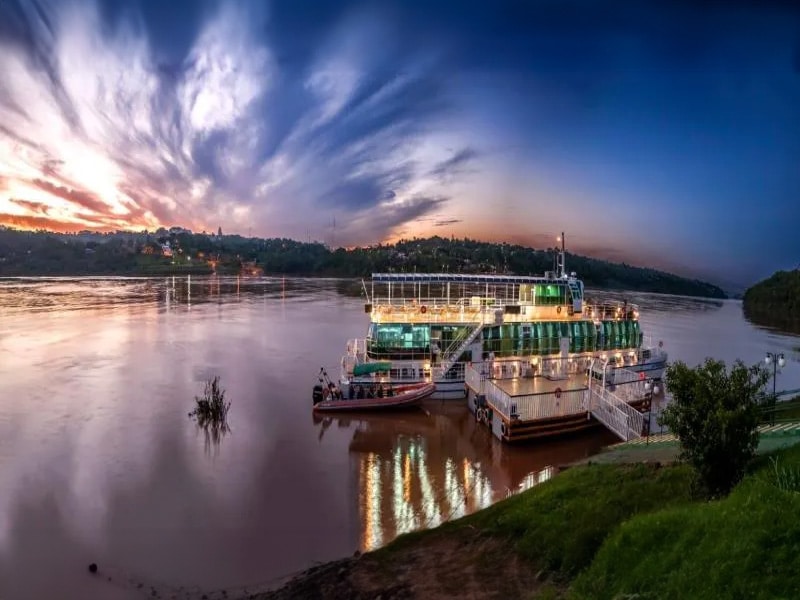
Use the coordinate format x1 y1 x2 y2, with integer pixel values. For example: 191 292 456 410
313 383 435 412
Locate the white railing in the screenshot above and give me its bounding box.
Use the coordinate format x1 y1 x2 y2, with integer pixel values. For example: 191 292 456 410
464 361 648 438
610 370 651 404
641 335 666 355
464 364 589 421
370 292 639 312
587 381 644 441
345 338 367 358
509 389 587 421
437 325 485 375
371 304 487 324
465 363 485 393
479 358 593 381
484 378 512 416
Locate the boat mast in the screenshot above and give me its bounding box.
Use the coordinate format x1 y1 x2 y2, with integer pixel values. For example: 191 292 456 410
556 231 566 278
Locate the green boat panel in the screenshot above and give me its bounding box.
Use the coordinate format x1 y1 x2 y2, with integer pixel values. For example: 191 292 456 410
353 362 393 376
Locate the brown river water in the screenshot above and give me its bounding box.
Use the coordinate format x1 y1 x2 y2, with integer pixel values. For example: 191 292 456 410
1 277 798 599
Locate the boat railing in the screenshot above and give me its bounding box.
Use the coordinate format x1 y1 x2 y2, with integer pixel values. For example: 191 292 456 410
586 373 646 440
371 296 501 308
479 357 594 380
371 296 639 310
641 335 667 356
465 362 485 393
369 297 641 323
508 388 588 421
345 338 368 360
465 363 589 421
466 361 652 424
583 301 640 320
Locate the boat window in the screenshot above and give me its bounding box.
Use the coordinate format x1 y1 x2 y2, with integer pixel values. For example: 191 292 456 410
533 284 564 305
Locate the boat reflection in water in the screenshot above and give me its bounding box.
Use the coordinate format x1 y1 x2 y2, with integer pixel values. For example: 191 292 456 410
314 402 617 552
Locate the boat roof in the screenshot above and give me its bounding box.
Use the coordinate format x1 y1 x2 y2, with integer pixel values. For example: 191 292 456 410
370 273 576 285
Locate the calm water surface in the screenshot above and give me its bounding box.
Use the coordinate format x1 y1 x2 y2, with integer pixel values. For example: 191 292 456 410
1 277 798 599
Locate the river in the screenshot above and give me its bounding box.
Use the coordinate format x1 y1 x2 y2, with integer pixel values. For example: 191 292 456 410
0 277 798 599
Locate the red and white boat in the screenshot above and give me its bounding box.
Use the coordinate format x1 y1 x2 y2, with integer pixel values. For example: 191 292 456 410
312 380 435 412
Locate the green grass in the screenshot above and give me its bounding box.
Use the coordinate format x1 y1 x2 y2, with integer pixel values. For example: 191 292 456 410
767 455 800 493
467 464 695 577
570 444 800 599
376 463 694 579
761 394 800 421
362 442 800 600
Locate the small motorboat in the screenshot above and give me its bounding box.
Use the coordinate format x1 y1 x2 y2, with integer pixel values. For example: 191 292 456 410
312 367 434 412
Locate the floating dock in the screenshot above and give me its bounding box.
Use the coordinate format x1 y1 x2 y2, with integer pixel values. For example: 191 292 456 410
465 359 653 443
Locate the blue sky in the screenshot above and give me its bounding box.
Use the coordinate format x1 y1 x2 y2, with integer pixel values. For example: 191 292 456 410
0 0 798 287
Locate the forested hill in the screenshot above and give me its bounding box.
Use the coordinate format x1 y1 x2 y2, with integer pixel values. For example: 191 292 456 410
0 227 726 298
743 270 800 331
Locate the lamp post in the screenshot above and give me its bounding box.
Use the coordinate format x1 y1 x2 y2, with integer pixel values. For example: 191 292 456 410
764 352 786 425
644 379 660 445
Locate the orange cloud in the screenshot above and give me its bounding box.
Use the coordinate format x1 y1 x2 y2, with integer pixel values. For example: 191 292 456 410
8 198 51 215
0 214 100 232
31 179 110 214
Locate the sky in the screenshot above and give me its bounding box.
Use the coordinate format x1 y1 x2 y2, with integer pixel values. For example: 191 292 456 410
0 0 798 287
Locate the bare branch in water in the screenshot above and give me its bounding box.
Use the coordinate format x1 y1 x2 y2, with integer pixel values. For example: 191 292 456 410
188 376 231 429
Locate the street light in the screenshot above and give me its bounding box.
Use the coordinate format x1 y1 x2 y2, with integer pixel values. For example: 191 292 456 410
644 379 661 445
764 352 786 425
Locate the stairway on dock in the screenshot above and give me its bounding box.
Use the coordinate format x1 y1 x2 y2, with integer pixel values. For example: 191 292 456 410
436 324 484 377
587 381 645 441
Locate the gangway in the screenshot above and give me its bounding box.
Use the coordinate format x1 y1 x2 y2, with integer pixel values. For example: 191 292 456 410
586 361 645 441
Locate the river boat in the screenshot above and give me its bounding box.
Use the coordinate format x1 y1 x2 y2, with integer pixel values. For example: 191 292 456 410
312 365 434 412
339 234 667 401
336 234 667 442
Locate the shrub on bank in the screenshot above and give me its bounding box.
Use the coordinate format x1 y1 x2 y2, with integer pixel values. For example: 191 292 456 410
660 358 769 498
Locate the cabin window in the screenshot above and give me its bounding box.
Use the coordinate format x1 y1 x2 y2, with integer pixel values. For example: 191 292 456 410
366 323 431 359
533 284 564 305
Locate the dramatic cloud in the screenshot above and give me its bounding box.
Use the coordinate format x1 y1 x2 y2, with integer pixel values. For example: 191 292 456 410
0 0 464 241
1 0 799 285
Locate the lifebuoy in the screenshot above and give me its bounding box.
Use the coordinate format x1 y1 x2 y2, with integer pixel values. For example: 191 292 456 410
556 305 562 314
420 305 427 314
639 371 645 380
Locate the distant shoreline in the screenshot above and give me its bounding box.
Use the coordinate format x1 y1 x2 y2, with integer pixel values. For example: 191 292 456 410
0 227 728 299
0 272 733 301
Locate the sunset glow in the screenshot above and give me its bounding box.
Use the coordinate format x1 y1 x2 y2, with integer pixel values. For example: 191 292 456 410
1 0 799 285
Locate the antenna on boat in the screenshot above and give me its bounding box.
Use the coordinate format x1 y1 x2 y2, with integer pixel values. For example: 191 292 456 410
556 232 566 278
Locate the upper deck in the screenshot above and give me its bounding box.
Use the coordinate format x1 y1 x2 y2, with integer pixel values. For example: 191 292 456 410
365 272 639 324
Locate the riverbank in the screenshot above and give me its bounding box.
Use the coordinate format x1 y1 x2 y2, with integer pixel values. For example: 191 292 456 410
251 441 800 600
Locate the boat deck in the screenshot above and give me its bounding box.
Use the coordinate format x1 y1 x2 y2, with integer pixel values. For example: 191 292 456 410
493 374 588 397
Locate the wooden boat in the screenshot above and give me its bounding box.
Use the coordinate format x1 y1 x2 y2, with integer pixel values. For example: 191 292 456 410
312 381 435 412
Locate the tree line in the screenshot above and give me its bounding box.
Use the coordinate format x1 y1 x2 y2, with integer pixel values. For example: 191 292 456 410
742 269 800 333
0 226 726 298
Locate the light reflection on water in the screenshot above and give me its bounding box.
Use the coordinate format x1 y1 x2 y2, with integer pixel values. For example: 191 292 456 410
0 277 798 599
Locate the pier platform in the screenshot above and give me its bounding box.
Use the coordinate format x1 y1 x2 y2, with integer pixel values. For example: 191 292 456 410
465 361 652 443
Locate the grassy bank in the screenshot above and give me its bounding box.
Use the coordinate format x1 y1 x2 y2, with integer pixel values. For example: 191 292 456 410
256 443 800 599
